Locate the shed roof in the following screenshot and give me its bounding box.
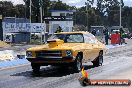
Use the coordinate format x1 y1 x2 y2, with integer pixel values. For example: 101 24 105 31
49 10 76 12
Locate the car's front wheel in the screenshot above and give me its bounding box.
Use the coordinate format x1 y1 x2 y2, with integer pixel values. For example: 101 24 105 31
31 63 40 73
93 51 103 67
73 54 82 72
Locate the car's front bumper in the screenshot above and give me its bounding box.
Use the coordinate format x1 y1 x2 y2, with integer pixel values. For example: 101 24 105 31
26 56 75 64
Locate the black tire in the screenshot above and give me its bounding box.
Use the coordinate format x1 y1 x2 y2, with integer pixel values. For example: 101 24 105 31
58 65 69 71
31 63 40 74
79 78 91 86
93 52 103 67
81 79 87 86
73 54 82 72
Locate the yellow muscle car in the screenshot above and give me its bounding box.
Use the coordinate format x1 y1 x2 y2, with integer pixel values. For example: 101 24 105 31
26 32 106 73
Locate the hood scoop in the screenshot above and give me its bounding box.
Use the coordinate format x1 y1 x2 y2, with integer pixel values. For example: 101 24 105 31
47 39 64 47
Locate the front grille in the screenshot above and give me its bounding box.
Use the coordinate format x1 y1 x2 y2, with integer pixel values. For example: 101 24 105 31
36 50 62 60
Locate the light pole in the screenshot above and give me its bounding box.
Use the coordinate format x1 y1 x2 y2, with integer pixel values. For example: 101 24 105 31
86 1 89 32
119 0 122 28
0 4 3 41
29 0 32 43
30 0 32 23
40 0 43 24
39 0 45 44
25 4 27 19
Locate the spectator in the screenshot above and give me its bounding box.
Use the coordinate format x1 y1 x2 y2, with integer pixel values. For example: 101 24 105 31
91 29 96 36
97 29 100 36
120 28 127 44
55 26 63 33
103 29 109 45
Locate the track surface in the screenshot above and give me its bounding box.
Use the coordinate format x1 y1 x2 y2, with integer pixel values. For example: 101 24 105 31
0 40 132 88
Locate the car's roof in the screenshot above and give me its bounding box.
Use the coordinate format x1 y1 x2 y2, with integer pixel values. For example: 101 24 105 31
55 31 90 34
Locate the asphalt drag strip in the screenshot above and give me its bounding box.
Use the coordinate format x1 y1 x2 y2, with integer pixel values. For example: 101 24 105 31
0 40 132 88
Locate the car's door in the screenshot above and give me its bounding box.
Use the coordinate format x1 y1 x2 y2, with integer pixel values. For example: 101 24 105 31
89 35 100 60
83 34 100 62
83 34 95 62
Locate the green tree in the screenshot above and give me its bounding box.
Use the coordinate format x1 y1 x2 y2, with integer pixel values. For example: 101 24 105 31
0 1 16 17
15 4 26 18
50 0 70 10
23 0 75 22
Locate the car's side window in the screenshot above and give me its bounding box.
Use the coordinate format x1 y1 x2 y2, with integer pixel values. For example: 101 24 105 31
66 34 84 43
89 34 97 44
84 34 92 43
84 34 97 44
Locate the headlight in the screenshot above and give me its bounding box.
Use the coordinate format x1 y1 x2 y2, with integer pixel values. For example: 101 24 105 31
66 50 72 56
26 51 32 57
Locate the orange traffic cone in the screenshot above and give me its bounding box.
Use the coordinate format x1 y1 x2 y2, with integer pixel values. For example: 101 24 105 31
81 67 89 78
79 67 91 86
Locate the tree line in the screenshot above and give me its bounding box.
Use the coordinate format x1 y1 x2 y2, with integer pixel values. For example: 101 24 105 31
0 0 132 32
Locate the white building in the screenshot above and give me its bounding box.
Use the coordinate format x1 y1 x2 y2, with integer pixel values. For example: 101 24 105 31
44 10 75 34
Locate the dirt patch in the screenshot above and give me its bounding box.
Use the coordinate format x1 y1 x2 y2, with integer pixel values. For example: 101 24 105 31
0 41 10 48
0 50 14 61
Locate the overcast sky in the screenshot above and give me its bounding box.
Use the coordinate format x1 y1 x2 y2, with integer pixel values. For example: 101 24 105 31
0 0 132 7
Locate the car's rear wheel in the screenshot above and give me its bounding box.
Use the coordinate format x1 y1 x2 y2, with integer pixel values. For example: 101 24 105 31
93 51 103 67
73 54 82 72
31 63 40 73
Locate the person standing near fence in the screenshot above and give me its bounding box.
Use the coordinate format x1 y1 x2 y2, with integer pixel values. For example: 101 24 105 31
91 29 96 36
120 28 127 44
103 29 109 45
55 26 63 33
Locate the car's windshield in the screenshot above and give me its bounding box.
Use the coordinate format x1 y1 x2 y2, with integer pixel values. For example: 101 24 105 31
48 34 84 43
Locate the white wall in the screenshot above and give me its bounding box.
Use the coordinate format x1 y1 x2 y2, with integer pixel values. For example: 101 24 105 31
49 11 74 34
52 12 73 16
2 23 46 33
49 21 73 34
